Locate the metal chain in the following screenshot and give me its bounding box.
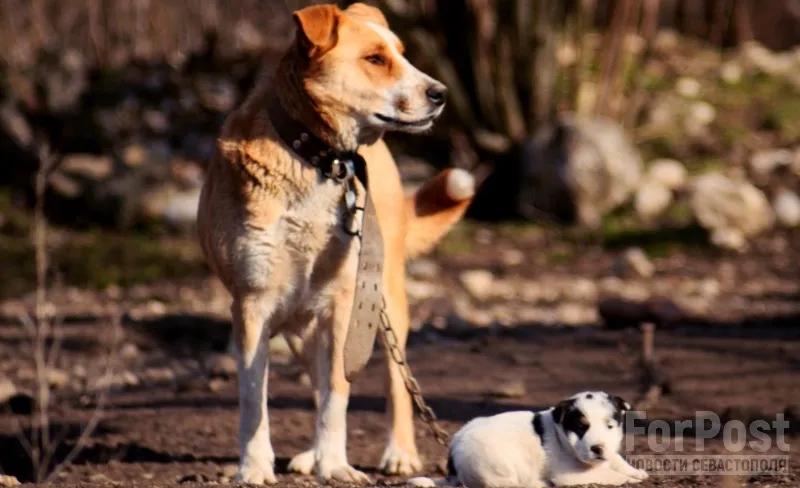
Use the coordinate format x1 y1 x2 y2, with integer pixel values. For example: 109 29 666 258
378 297 450 447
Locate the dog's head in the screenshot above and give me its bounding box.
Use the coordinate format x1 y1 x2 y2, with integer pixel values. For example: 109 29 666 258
290 3 446 141
551 391 631 465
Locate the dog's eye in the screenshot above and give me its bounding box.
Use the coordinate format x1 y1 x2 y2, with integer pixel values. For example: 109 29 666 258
365 54 386 66
608 424 614 430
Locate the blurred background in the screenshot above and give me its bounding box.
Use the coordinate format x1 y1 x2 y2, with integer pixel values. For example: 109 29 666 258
0 0 798 486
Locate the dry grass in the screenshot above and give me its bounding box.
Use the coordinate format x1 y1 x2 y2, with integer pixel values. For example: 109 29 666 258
0 0 313 69
11 143 123 483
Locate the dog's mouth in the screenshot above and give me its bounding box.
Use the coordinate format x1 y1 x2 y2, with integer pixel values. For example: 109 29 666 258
374 113 436 128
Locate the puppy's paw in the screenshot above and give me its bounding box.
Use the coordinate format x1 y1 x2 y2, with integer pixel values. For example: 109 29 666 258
287 449 315 475
380 441 423 475
629 468 649 482
318 463 371 484
235 459 277 485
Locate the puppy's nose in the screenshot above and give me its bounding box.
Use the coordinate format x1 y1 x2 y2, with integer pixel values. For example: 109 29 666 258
590 445 604 457
425 83 447 106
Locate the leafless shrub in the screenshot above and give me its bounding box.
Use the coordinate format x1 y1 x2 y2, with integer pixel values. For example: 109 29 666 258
12 144 122 483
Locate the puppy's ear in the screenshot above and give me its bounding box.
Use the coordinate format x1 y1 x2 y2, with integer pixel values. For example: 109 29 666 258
610 394 631 412
344 3 389 27
552 399 573 424
292 4 341 57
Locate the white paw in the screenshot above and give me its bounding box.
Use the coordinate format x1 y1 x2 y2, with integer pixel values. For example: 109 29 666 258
287 449 315 475
380 442 423 475
235 459 277 485
318 463 371 484
630 468 649 481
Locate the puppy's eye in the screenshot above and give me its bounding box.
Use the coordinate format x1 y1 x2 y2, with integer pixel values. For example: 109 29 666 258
608 424 614 430
365 54 386 66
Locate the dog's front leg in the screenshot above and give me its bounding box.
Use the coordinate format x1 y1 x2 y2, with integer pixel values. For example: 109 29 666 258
312 286 371 484
607 452 649 482
232 294 279 484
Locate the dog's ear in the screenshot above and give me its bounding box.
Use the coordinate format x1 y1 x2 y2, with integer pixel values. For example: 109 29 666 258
552 399 573 425
609 394 631 412
292 4 341 57
344 3 389 27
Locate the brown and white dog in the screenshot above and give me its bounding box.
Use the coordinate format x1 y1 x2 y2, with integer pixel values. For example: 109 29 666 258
196 3 475 485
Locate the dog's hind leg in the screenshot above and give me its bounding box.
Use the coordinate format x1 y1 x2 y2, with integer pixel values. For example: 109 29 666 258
378 251 423 475
231 294 279 485
312 282 371 484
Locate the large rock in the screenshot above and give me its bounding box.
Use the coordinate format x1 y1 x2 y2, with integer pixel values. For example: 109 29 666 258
689 173 774 249
469 115 643 227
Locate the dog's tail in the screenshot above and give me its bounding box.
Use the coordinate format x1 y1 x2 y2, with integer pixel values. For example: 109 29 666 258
405 168 475 259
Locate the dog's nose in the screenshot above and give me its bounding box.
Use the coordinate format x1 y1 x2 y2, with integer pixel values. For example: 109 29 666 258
426 84 447 106
590 445 604 457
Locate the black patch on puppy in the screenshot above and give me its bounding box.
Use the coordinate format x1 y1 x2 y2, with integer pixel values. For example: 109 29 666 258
608 394 631 425
553 399 589 438
532 413 545 444
447 452 458 478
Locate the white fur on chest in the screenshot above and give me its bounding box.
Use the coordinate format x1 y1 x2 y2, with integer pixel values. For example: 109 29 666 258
234 177 363 323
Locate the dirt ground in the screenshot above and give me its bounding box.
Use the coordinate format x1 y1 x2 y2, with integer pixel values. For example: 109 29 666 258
0 315 798 488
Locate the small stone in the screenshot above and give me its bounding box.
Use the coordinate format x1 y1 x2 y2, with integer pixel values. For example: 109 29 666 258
720 61 743 85
646 159 688 190
406 279 442 300
0 377 17 404
749 149 794 179
772 189 800 227
47 368 70 389
89 473 115 483
613 248 655 279
208 378 227 393
60 153 113 180
0 475 20 487
500 248 525 266
121 144 148 167
686 101 716 127
120 342 139 360
205 353 238 379
408 477 436 488
178 473 207 484
690 173 774 238
219 464 239 479
407 259 440 280
143 109 169 134
459 269 495 301
491 380 526 399
711 228 747 252
269 334 292 357
675 77 701 98
635 181 673 221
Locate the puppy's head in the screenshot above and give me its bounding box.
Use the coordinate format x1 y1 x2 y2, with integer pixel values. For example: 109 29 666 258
290 3 446 140
551 391 631 465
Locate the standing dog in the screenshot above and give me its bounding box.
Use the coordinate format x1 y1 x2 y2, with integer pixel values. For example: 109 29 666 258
196 3 475 485
409 391 649 487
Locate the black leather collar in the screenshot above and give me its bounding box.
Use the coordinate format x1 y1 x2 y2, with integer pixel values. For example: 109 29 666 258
266 93 367 186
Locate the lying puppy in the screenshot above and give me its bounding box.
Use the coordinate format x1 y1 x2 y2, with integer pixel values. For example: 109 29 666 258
409 391 649 488
196 2 474 485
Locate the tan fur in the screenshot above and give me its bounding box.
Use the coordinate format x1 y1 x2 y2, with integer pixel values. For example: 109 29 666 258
196 3 473 485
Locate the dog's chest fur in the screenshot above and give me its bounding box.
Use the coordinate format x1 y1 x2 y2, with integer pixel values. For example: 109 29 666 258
234 171 362 321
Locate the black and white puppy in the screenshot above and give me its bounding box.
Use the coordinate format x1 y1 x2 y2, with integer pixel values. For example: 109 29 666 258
409 391 648 488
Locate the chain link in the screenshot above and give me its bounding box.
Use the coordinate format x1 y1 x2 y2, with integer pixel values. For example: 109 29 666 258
379 297 450 447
